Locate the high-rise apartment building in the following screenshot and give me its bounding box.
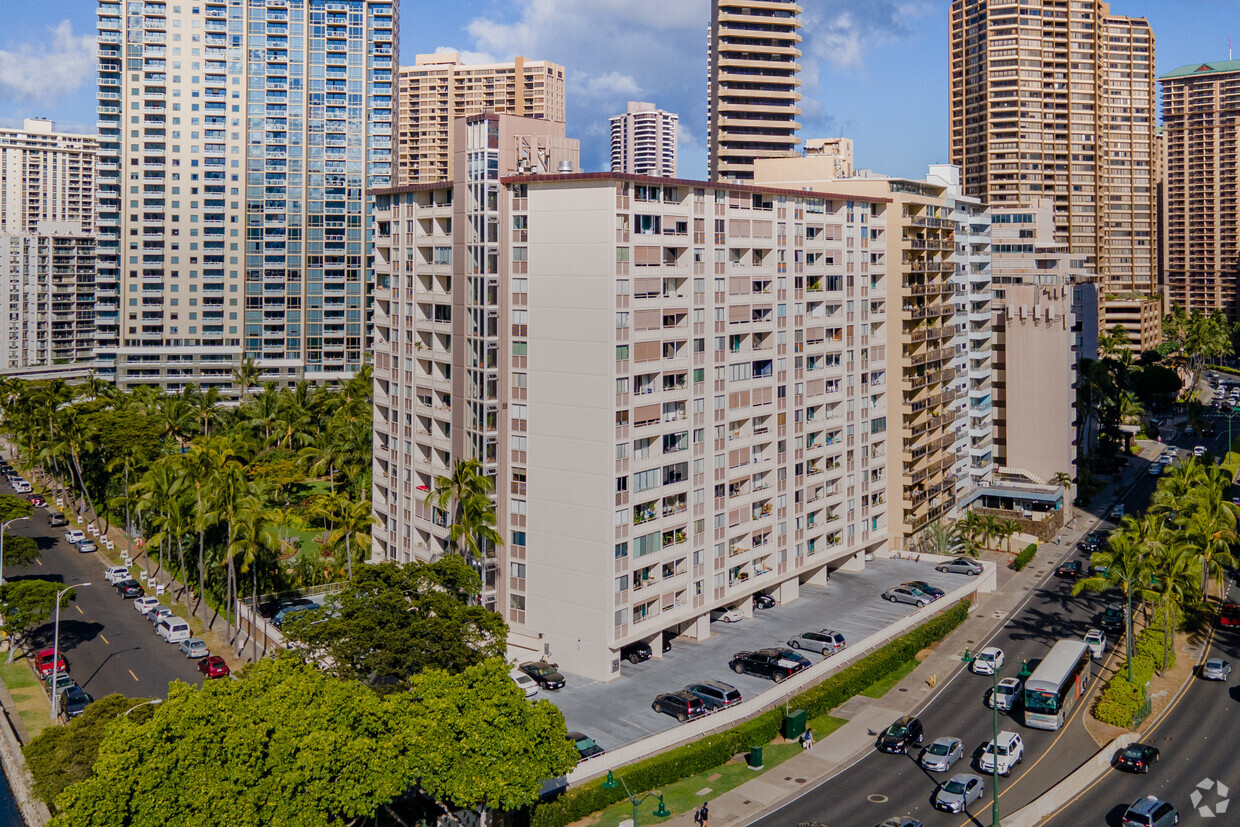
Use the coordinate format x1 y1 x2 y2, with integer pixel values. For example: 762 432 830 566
949 0 1158 349
610 102 678 178
708 0 802 182
94 0 397 392
0 119 96 236
1160 60 1240 320
373 114 890 680
395 53 566 186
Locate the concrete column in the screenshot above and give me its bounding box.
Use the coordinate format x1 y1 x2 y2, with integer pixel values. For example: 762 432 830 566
837 551 866 573
679 613 711 642
775 577 800 604
804 564 829 587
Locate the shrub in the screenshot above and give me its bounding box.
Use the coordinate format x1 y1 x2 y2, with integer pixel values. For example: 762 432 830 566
1011 543 1038 571
530 600 971 827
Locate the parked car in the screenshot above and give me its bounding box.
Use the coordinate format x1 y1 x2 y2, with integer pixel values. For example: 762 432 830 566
919 736 964 772
728 648 811 682
1219 603 1240 627
179 638 210 659
510 669 538 697
1055 561 1082 578
565 731 605 761
1200 657 1232 681
115 579 143 599
683 680 742 711
1147 463 1161 477
76 539 96 554
935 558 983 576
987 677 1023 712
933 774 984 813
971 647 1005 675
104 565 131 585
787 629 847 656
978 731 1024 776
519 661 566 691
64 529 85 545
45 672 75 696
1121 795 1178 827
1194 445 1207 458
877 820 923 827
753 593 776 610
11 481 30 494
148 607 175 629
257 596 314 620
883 586 932 607
197 655 230 679
46 512 67 527
651 690 707 722
1111 504 1126 519
1084 629 1107 659
710 607 744 623
157 616 191 644
133 596 161 615
620 641 652 664
27 495 45 508
34 648 66 679
59 686 93 719
877 716 924 754
1100 603 1127 632
1115 743 1160 774
272 602 318 628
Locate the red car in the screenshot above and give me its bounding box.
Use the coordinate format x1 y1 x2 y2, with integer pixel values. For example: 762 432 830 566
34 648 66 679
197 655 230 679
1219 603 1240 627
27 495 45 508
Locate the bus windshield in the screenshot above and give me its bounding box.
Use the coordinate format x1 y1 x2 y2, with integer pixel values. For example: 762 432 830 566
1024 689 1058 713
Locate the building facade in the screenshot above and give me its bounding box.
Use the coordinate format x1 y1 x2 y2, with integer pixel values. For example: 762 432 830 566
373 118 891 679
0 119 96 236
949 0 1158 349
395 53 566 186
610 102 678 178
1160 60 1240 320
707 0 802 182
94 0 397 392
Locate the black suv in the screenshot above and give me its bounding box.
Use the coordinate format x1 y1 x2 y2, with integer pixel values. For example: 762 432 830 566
651 690 707 722
684 680 742 710
877 716 924 754
1099 603 1126 631
620 641 652 664
729 648 811 682
901 580 944 599
115 579 143 599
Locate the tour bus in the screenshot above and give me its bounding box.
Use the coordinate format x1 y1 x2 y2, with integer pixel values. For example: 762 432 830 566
1022 639 1092 730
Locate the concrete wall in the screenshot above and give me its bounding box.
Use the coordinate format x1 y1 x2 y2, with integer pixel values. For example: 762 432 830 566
1003 733 1138 827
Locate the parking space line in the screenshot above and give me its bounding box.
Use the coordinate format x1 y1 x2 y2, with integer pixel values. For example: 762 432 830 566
100 634 109 645
128 669 139 682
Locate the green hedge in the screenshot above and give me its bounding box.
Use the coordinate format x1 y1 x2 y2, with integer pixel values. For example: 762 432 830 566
530 600 971 827
1011 543 1038 572
1092 610 1176 727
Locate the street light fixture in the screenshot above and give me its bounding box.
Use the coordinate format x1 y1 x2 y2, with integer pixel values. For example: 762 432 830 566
122 698 162 718
601 771 671 826
0 516 31 585
962 649 1001 827
50 582 89 722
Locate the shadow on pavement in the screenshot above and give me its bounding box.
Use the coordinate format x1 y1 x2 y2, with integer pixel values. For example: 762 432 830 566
26 619 105 651
75 647 143 693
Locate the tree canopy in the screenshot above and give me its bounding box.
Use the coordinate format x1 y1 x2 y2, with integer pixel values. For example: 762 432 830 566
0 579 74 662
51 656 578 826
0 494 32 523
282 557 508 686
2 534 40 568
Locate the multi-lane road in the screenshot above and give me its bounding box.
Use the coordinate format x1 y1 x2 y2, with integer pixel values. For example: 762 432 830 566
5 509 203 707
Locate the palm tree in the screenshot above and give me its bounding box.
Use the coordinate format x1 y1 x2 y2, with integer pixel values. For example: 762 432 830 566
1000 518 1023 554
134 457 182 580
1073 517 1154 682
232 357 263 403
228 489 277 627
326 495 376 581
56 407 100 527
245 382 283 444
977 514 1003 551
1181 481 1239 598
429 458 499 561
917 519 963 557
203 445 251 643
1146 538 1199 671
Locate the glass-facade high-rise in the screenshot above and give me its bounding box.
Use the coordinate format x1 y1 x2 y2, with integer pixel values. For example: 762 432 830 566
95 0 396 391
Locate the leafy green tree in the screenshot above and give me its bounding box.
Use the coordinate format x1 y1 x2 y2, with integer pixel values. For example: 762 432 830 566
232 357 263 403
24 694 158 808
282 558 508 685
0 495 32 522
2 535 40 568
0 580 76 663
1073 516 1153 682
1146 537 1199 671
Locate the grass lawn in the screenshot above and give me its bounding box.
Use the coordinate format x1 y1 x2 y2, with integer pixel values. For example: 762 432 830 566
586 715 847 827
279 525 322 556
859 658 920 699
0 658 54 740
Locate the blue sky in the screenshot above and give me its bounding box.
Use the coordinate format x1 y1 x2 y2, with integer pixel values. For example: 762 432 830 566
3 1 1240 180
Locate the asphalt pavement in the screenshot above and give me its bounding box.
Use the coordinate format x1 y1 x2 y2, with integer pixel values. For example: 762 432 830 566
5 507 203 709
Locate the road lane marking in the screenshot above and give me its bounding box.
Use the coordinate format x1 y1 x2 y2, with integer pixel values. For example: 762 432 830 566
128 669 139 682
74 605 82 615
100 634 109 645
35 559 41 566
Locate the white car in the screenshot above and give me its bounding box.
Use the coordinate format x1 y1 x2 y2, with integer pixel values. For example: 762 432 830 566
104 565 130 585
1158 453 1173 466
1084 628 1106 659
133 596 161 615
710 607 744 623
64 529 85 545
978 731 1024 776
988 677 1024 712
1194 445 1207 458
11 481 30 494
972 647 1005 675
510 669 538 698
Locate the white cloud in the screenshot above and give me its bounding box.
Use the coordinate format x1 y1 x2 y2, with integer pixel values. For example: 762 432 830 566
0 20 94 103
805 1 936 70
431 45 500 65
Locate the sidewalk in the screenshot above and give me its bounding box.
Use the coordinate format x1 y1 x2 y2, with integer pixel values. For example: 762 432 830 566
650 478 1136 827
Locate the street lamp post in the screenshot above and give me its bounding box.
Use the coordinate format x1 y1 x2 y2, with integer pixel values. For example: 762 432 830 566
121 698 162 718
0 516 31 585
962 650 1001 827
50 582 89 722
601 771 671 827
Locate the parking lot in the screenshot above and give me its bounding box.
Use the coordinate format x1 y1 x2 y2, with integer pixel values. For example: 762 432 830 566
547 557 980 751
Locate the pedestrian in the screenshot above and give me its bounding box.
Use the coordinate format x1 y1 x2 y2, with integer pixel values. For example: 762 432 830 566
802 728 814 750
697 802 710 827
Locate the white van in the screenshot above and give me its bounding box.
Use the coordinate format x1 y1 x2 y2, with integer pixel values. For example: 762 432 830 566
157 617 191 644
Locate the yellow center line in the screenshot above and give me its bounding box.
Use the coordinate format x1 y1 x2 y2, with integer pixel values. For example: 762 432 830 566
74 605 82 615
35 559 42 566
128 669 139 682
99 634 109 645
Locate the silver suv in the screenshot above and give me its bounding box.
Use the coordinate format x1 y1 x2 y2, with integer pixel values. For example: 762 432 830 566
1121 795 1178 827
787 629 846 656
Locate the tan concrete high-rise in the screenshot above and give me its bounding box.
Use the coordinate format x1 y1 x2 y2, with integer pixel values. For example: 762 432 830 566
0 119 96 236
708 0 802 182
395 53 566 185
610 102 678 178
1160 60 1240 320
949 0 1158 349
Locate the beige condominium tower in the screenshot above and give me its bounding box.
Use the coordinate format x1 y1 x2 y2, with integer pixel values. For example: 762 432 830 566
708 0 802 182
949 0 1158 349
395 53 566 186
1160 60 1240 320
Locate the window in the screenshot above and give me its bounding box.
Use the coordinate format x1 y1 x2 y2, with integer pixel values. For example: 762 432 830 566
633 468 660 492
511 562 526 578
510 594 525 610
512 531 526 546
615 542 628 559
633 531 660 557
617 345 629 361
614 575 629 592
